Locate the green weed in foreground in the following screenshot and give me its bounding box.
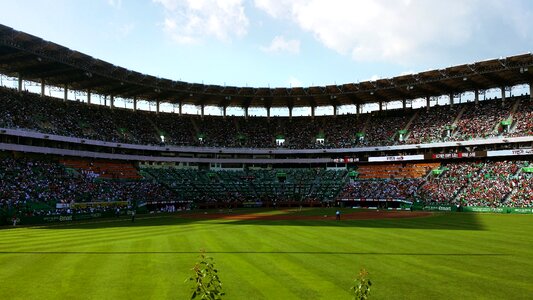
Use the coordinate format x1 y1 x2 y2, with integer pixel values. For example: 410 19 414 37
0 210 532 299
352 268 371 300
188 251 224 300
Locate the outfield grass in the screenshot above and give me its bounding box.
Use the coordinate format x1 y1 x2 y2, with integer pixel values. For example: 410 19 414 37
1 209 532 299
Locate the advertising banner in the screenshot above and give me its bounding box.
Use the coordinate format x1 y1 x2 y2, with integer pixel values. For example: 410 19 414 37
426 151 486 160
509 207 533 214
487 148 533 157
368 154 424 162
422 205 456 212
20 211 116 225
462 206 507 213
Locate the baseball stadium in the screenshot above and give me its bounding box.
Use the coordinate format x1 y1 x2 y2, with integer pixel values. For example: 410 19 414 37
1 7 533 299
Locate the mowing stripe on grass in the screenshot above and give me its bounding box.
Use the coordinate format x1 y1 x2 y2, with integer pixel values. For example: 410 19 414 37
1 210 532 299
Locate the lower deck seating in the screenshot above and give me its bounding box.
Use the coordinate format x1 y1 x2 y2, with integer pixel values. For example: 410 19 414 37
356 163 439 179
141 168 348 202
0 157 174 217
60 159 141 179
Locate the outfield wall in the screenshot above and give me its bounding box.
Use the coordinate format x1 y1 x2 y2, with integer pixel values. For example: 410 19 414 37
419 204 533 214
13 210 140 225
4 206 533 226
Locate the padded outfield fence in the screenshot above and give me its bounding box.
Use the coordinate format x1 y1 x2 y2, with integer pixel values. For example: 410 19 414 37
3 205 533 226
417 204 533 214
1 209 143 226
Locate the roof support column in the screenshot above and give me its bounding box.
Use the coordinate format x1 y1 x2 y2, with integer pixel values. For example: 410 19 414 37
289 106 293 120
110 95 115 109
244 106 249 119
266 106 270 121
379 100 383 112
178 102 182 115
449 93 454 108
201 104 205 119
104 95 107 106
501 86 506 108
333 105 337 117
87 89 91 105
530 82 533 101
156 100 160 114
426 96 430 111
18 75 22 92
133 97 137 111
356 103 361 118
40 79 45 97
311 106 315 119
223 106 227 119
474 90 479 106
64 84 68 102
402 99 407 110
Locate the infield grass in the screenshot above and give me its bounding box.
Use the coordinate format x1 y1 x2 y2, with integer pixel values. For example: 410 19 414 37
1 209 532 299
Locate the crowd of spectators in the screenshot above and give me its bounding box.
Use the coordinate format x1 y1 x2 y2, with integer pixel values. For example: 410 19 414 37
0 87 161 144
451 100 512 141
338 160 533 208
405 105 459 144
1 87 533 149
361 113 410 146
405 97 533 144
339 179 422 200
2 153 533 222
418 160 530 207
0 156 176 217
508 173 533 207
457 161 520 207
142 167 346 203
321 114 367 148
508 97 533 137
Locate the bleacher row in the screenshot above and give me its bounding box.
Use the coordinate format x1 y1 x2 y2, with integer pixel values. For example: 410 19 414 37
0 156 352 217
343 161 532 208
419 161 530 207
0 157 175 217
1 86 532 149
356 163 440 179
60 159 141 179
141 168 347 203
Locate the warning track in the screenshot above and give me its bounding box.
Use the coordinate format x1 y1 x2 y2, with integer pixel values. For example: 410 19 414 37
179 210 432 221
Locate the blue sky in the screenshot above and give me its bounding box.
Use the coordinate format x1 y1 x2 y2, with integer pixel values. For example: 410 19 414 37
1 0 533 90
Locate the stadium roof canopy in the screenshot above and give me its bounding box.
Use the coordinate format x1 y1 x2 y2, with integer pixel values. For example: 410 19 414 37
0 23 532 109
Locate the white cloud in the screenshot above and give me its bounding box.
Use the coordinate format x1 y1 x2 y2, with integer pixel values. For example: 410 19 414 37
154 0 249 44
107 0 122 9
254 0 533 64
254 0 293 18
260 36 300 54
